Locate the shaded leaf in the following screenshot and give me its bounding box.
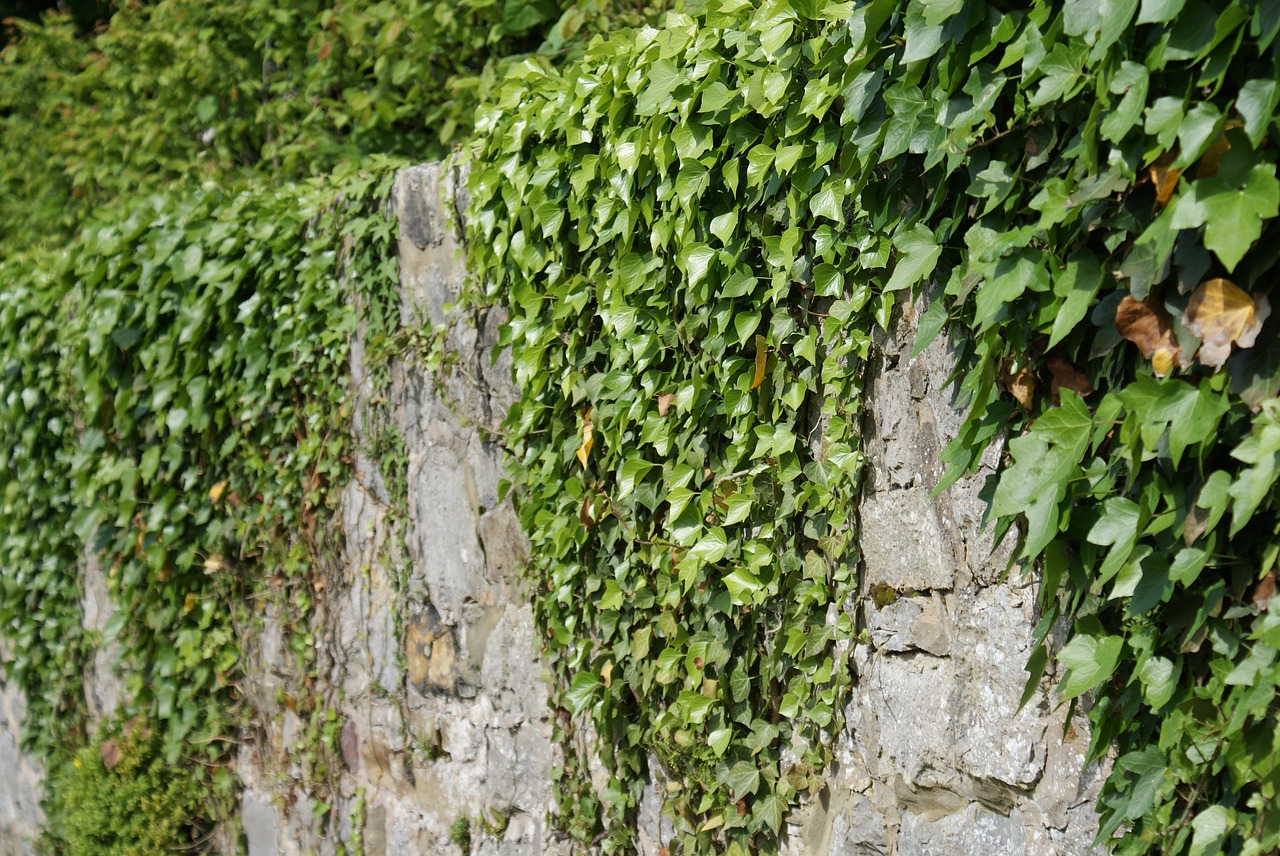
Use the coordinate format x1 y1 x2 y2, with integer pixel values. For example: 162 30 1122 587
1048 356 1093 404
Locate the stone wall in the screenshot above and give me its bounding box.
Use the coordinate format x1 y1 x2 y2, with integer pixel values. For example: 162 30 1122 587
0 163 1107 855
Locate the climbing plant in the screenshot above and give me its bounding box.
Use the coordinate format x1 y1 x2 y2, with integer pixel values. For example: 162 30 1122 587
0 161 407 846
463 0 1280 853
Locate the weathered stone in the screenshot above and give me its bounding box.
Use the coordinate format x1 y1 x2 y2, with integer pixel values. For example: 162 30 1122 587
953 584 1047 787
818 293 1103 854
241 789 279 856
0 640 44 856
81 552 124 721
897 803 1027 856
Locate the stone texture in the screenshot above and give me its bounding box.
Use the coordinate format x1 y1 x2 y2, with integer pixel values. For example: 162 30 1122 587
0 640 45 856
800 294 1108 856
226 162 557 856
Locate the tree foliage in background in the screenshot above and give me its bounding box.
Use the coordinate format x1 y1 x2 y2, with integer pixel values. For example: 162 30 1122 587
0 0 660 256
463 0 1280 853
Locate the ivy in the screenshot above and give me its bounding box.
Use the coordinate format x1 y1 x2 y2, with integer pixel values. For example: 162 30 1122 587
464 0 1280 853
0 162 406 834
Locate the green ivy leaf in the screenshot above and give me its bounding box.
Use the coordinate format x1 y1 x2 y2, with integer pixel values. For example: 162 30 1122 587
885 224 941 293
1057 624 1125 698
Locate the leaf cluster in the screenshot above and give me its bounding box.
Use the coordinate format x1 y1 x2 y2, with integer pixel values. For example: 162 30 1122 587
39 716 210 856
463 0 1280 852
0 163 403 832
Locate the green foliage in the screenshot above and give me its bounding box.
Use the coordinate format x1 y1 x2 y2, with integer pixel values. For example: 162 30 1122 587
0 163 404 824
449 816 472 850
40 716 210 855
464 0 1280 852
464 4 872 849
0 0 664 256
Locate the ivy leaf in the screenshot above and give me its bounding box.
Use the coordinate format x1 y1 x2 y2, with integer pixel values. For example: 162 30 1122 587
707 727 733 757
990 391 1092 544
618 457 655 500
724 761 761 800
565 671 604 716
809 185 844 223
1195 163 1280 272
1048 251 1105 348
1137 0 1185 23
680 243 717 286
1188 805 1233 856
676 690 716 725
1136 655 1180 709
885 223 941 293
1112 747 1169 822
1057 625 1125 698
724 568 764 604
1115 295 1182 376
1235 79 1279 148
170 245 203 281
1182 278 1271 369
755 792 785 833
690 527 729 563
911 296 949 359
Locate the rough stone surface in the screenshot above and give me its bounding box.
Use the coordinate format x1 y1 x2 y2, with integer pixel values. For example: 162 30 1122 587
792 296 1108 856
0 640 45 856
0 166 1110 855
226 163 561 856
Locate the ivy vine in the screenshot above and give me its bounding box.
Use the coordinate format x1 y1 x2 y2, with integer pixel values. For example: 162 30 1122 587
463 0 1280 853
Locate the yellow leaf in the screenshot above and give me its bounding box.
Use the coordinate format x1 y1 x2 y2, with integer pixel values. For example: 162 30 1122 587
750 335 768 391
998 357 1036 411
576 408 594 469
1183 278 1272 369
601 662 613 688
208 480 228 502
700 814 724 832
183 592 197 614
1148 156 1180 207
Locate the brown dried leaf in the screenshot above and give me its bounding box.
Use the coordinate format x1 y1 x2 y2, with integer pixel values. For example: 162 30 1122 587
750 335 768 391
1047 356 1094 404
656 391 675 416
1149 155 1181 207
1253 570 1276 612
575 408 594 469
1115 295 1182 376
1194 122 1241 179
100 739 123 770
999 358 1036 411
1183 278 1271 369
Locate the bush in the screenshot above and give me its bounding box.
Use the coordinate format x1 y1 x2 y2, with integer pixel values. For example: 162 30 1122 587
41 717 209 855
